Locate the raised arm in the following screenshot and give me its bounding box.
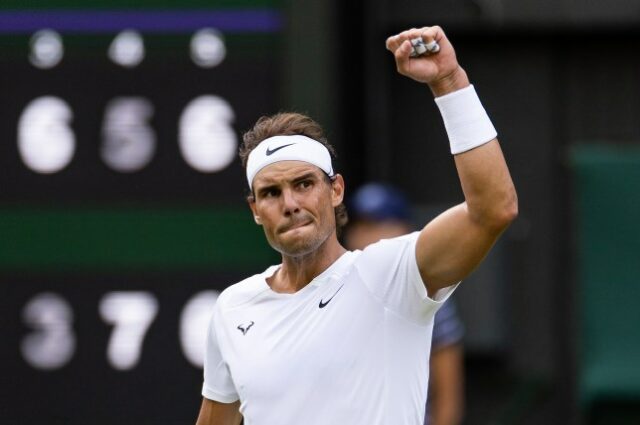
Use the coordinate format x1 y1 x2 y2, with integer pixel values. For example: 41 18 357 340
386 26 518 295
195 398 242 425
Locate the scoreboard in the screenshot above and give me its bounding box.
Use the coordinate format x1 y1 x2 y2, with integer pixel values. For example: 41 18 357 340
0 2 282 423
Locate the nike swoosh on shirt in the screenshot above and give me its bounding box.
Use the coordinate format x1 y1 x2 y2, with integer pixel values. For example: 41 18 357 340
266 143 295 156
319 284 345 308
237 321 255 335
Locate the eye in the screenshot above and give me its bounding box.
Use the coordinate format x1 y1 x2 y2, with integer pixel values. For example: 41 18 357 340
297 179 313 189
259 188 279 199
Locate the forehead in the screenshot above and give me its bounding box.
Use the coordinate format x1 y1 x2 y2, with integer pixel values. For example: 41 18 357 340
252 160 324 188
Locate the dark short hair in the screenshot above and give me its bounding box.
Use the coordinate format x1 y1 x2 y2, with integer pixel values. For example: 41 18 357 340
240 112 348 232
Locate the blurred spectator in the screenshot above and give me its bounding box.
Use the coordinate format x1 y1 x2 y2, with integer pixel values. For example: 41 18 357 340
345 182 465 425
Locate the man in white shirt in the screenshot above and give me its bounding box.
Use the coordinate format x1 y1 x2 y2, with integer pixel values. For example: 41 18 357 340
195 25 518 425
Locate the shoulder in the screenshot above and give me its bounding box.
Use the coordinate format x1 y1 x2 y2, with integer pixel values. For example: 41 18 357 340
356 231 420 264
349 231 421 286
216 266 276 311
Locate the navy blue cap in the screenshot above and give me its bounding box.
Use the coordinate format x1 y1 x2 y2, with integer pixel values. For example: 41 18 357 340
349 182 410 222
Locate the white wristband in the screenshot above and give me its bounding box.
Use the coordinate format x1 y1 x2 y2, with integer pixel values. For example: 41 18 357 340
434 85 497 155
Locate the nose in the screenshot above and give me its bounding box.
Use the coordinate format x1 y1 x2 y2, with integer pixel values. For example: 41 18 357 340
282 188 300 216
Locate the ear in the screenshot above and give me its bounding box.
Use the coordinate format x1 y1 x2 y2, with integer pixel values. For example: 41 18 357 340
330 174 345 207
248 197 262 225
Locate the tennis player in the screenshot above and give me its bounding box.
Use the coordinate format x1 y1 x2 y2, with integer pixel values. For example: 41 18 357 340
195 25 517 425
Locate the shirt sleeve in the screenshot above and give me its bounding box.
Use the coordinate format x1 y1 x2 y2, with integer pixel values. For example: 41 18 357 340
354 231 458 325
202 303 239 403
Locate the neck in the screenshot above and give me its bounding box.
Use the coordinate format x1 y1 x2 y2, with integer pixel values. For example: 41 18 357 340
269 234 347 294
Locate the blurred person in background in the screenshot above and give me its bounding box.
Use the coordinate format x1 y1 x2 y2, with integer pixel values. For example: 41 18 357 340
345 182 465 425
195 25 517 425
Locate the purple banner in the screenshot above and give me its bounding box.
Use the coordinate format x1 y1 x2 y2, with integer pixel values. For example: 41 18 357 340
0 9 283 33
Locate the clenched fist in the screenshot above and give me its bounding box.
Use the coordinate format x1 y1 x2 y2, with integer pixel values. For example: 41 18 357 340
385 26 470 97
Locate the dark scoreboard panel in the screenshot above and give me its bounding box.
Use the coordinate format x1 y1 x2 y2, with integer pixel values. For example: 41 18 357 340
0 11 282 202
0 3 282 423
0 273 250 424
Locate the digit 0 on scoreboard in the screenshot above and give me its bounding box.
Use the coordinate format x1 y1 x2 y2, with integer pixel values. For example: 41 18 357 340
0 3 283 424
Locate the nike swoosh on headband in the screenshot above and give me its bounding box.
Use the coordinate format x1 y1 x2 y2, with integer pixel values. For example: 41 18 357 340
246 135 333 189
266 143 296 156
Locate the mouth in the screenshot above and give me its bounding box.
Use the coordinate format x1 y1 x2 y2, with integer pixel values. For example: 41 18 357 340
279 219 312 234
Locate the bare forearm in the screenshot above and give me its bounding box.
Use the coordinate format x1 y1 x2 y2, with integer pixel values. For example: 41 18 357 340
454 140 518 229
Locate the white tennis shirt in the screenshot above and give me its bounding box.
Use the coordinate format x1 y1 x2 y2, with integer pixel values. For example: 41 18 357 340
202 232 457 425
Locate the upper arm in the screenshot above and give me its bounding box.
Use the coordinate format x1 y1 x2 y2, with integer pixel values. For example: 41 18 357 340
416 202 504 294
195 398 242 425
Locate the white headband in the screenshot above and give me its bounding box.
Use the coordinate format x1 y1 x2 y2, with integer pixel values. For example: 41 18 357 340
246 135 334 189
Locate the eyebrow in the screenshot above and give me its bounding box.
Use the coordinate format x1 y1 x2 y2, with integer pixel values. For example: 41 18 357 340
290 172 318 184
255 183 278 197
254 172 320 195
